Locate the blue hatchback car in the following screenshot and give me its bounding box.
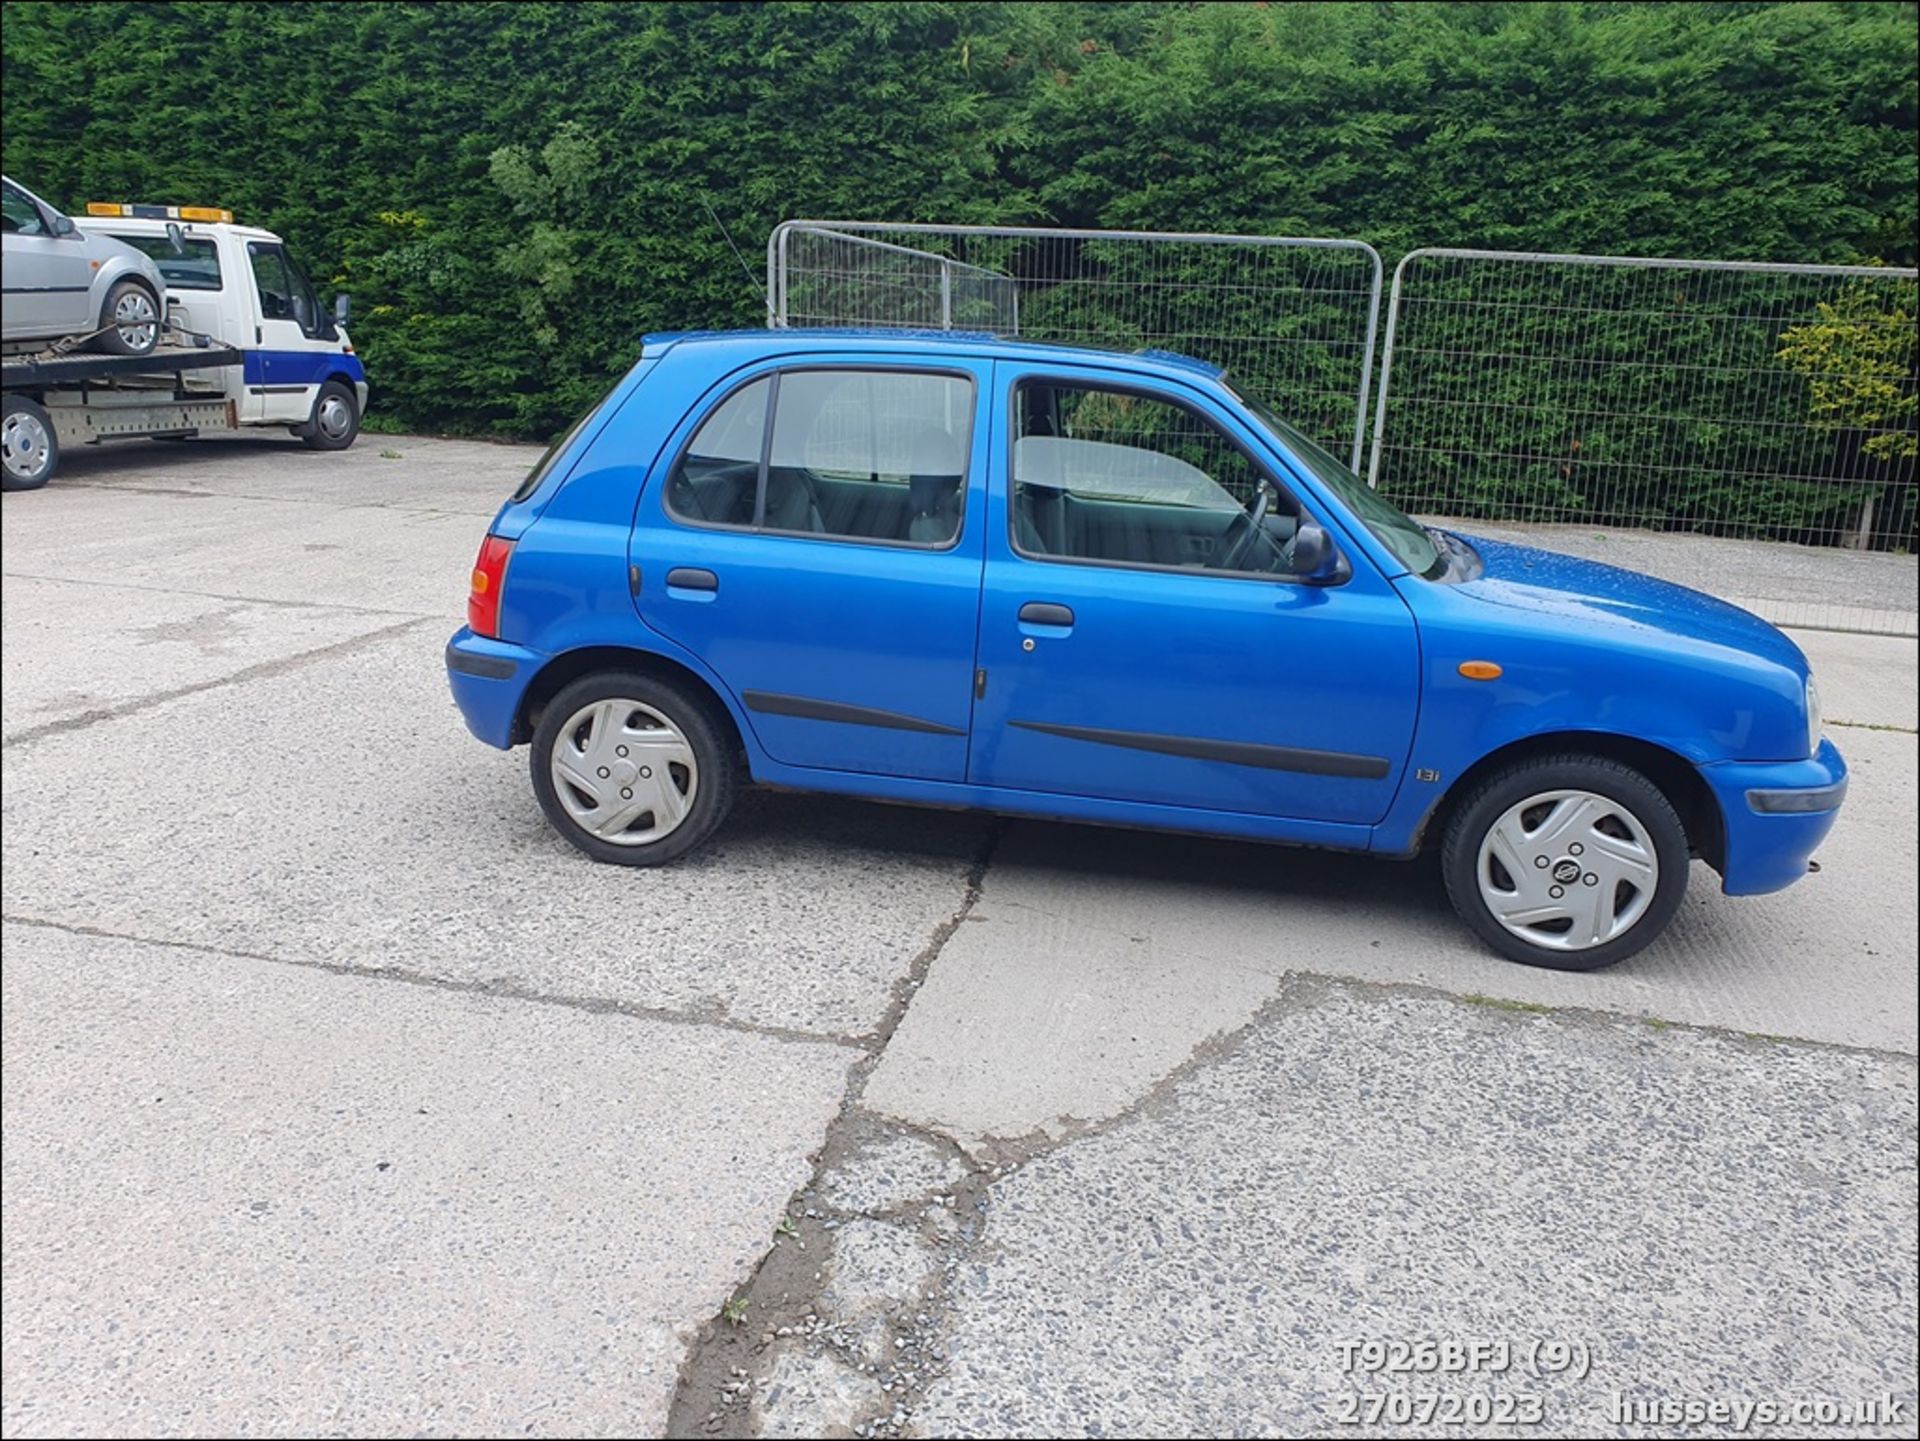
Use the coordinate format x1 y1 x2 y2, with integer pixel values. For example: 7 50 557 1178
447 330 1847 971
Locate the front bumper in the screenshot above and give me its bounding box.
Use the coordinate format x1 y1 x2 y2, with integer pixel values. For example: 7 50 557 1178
446 627 540 749
1699 735 1848 896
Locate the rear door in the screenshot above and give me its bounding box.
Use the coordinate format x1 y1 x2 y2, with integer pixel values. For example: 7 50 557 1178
631 356 992 783
969 362 1421 827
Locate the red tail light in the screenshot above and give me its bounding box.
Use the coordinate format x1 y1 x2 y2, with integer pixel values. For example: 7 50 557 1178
467 535 514 639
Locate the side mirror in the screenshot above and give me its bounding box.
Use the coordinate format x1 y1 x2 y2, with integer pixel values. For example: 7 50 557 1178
51 212 77 237
333 292 351 327
1291 521 1339 582
165 221 187 256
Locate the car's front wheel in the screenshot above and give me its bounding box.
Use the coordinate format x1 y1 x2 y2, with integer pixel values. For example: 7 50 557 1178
94 280 161 357
1441 755 1689 970
529 672 736 866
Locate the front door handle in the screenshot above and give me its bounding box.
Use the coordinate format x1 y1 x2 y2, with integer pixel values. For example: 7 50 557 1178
1018 602 1074 627
665 567 719 593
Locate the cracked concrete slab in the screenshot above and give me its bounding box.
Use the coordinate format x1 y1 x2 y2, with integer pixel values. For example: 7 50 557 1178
864 892 1285 1151
0 920 853 1438
3 482 490 619
870 720 1914 1148
35 429 529 516
753 1347 885 1439
817 1221 938 1329
8 437 1917 1440
1 571 425 742
819 1131 971 1217
0 624 989 1039
907 981 1919 1439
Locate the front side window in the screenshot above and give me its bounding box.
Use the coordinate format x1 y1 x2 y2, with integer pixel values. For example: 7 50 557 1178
1233 388 1444 580
1 183 46 236
112 232 222 290
666 368 974 546
248 241 325 334
1011 380 1299 576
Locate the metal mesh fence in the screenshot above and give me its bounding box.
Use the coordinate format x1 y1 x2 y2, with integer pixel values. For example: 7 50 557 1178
770 221 1382 469
1368 249 1919 636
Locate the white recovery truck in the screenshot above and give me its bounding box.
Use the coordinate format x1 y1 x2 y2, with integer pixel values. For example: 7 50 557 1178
2 201 368 492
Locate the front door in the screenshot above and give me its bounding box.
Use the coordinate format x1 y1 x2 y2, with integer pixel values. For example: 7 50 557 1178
244 240 322 422
2 181 94 340
970 365 1420 827
633 358 991 783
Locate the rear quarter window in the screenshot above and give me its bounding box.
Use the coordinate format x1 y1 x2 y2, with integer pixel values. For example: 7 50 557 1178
510 397 610 503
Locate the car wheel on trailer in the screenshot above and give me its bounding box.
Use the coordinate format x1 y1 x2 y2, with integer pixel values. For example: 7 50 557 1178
94 279 161 357
1 394 59 491
298 380 361 451
529 672 738 867
1440 754 1689 971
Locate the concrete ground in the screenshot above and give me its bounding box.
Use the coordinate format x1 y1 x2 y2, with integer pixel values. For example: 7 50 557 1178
2 434 1914 1439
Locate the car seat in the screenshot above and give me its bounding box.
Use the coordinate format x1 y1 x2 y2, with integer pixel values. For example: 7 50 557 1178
906 429 963 543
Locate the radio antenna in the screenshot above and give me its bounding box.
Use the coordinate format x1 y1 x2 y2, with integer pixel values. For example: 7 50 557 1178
702 196 768 312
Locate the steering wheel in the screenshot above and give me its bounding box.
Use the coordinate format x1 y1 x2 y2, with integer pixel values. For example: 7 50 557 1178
1215 483 1271 572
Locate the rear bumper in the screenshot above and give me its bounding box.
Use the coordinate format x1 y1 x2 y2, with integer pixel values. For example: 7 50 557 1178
1700 736 1848 896
446 627 539 749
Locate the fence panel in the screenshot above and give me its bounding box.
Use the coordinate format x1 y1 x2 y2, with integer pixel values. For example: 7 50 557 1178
770 221 1382 470
1368 249 1918 636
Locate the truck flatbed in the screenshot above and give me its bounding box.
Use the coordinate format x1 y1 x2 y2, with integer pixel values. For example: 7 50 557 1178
0 344 243 389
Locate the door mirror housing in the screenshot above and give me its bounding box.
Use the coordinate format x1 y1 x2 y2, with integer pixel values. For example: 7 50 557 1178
333 292 351 327
1291 521 1340 583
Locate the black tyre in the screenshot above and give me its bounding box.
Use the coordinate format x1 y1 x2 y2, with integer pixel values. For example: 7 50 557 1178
1441 754 1689 971
529 672 737 867
94 279 161 357
299 380 361 451
1 394 59 491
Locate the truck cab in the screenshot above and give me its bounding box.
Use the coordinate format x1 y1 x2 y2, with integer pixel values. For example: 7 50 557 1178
75 203 368 446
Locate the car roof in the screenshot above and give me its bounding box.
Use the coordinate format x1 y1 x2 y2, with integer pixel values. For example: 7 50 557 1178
640 328 1227 383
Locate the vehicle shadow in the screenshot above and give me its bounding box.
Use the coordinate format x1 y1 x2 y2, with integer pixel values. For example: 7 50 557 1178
42 433 310 481
715 786 1452 926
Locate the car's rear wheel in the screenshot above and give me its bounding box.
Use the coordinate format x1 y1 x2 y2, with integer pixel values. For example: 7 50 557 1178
94 280 161 357
1 394 59 490
530 672 736 866
298 380 361 450
1441 755 1689 970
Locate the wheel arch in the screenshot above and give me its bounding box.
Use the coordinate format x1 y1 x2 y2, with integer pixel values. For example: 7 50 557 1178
98 268 161 317
512 644 747 761
1413 730 1725 873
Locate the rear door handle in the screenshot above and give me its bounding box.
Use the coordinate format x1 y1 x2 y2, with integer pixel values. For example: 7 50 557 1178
1018 602 1074 627
666 567 719 593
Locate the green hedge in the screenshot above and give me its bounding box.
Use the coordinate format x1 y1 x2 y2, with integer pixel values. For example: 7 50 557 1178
4 2 1914 482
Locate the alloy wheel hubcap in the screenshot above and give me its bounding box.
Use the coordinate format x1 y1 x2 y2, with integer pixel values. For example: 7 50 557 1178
1477 788 1659 951
2 412 52 481
550 698 697 845
115 290 157 347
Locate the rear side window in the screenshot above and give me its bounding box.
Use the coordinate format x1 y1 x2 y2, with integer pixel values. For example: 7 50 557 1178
665 368 973 547
110 232 223 290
